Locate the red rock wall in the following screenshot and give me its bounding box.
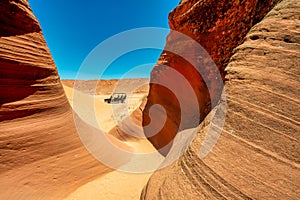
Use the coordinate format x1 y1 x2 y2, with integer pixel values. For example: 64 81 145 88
143 0 280 154
141 0 300 199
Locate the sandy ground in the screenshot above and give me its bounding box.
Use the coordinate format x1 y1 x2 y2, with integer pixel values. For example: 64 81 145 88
62 84 163 200
63 85 147 132
65 171 153 200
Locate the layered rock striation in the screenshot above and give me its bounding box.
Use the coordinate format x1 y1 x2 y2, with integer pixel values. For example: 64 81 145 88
0 1 128 199
143 0 280 154
141 0 300 199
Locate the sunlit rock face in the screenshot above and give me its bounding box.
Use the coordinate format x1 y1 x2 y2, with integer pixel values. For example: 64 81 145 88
0 0 72 166
141 0 300 199
143 0 280 155
0 0 68 121
0 1 115 199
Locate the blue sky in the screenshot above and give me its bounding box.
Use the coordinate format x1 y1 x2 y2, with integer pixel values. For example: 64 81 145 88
28 0 180 80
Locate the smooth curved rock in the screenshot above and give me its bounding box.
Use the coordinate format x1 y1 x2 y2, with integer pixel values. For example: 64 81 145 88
0 1 129 199
141 0 300 199
143 0 280 154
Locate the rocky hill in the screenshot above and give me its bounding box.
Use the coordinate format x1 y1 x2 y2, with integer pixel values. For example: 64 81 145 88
62 79 149 95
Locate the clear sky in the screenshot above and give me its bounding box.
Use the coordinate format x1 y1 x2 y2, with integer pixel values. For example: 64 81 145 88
28 0 180 80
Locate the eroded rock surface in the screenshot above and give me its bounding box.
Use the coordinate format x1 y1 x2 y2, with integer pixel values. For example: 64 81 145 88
141 0 300 199
143 0 280 154
0 1 126 199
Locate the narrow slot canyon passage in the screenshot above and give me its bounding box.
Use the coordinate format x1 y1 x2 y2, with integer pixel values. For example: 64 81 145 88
1 0 299 199
62 80 164 200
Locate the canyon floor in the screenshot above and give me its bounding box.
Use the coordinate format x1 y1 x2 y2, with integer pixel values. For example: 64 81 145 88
61 80 162 200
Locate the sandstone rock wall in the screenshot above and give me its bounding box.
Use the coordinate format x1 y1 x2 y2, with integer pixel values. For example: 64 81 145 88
0 1 119 198
143 0 280 154
141 0 300 199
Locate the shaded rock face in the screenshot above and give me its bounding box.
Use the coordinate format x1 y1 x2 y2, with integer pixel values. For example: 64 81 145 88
0 0 41 37
141 0 300 199
0 1 117 199
143 0 280 154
